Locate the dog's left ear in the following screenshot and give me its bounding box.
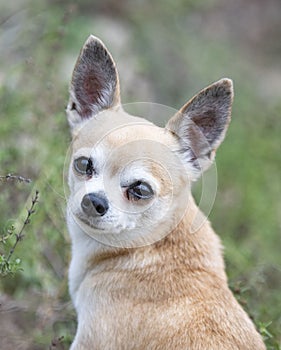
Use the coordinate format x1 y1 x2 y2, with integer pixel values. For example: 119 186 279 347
67 35 121 129
166 78 233 177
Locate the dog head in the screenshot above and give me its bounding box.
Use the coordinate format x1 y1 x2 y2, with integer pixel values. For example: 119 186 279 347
66 35 233 247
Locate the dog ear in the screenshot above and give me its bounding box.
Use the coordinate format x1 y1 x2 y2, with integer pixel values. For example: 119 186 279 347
67 35 121 129
166 78 233 178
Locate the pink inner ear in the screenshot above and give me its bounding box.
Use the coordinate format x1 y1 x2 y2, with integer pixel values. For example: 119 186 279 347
84 76 100 98
73 70 106 119
83 74 103 115
191 112 217 142
70 37 119 120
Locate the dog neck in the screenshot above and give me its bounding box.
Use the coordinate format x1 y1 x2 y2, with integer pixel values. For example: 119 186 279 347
86 195 226 277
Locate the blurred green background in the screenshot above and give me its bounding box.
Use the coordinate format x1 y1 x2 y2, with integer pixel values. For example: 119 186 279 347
0 0 280 348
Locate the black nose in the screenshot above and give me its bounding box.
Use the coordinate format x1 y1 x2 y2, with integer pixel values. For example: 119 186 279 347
81 193 109 216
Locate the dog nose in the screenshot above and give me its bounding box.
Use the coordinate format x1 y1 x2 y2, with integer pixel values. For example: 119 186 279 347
81 193 109 216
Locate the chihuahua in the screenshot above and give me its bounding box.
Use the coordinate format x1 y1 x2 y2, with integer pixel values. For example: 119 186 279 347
66 35 265 349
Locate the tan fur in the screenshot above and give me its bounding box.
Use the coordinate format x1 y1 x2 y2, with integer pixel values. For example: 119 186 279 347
67 36 266 350
70 194 265 349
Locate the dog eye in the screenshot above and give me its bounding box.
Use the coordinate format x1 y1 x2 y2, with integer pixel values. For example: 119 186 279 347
73 157 94 176
126 181 154 201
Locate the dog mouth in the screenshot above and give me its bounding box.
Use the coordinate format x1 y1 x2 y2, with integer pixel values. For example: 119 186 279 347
76 213 107 231
75 212 136 236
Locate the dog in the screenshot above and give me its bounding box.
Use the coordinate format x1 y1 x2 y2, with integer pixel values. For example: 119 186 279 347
66 35 266 349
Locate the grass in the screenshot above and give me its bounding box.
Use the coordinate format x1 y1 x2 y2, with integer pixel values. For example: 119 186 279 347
0 0 280 348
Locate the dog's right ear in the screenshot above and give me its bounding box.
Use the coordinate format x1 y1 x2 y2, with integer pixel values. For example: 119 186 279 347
67 35 121 129
166 79 233 179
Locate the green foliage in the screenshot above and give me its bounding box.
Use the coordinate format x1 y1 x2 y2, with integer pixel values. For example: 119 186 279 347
0 190 39 277
231 280 281 349
258 321 281 350
0 253 22 277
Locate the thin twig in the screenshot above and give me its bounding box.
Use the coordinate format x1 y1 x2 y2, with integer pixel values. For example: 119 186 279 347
49 336 65 349
6 190 39 262
0 174 32 183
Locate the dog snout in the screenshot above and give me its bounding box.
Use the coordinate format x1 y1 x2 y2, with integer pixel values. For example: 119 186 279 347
81 193 109 217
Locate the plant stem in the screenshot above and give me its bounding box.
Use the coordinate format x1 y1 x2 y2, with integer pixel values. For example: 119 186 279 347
0 174 32 183
6 190 39 262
